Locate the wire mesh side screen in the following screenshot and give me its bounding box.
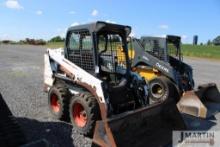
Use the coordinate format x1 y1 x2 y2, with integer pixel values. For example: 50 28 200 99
167 42 179 60
144 39 166 61
152 40 166 61
98 34 127 74
68 31 94 71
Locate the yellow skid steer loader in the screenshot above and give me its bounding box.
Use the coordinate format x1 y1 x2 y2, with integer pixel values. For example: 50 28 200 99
128 36 220 118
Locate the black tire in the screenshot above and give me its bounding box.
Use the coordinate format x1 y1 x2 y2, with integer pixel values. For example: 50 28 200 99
149 76 179 104
0 116 26 147
48 83 71 121
69 92 100 137
0 93 26 147
0 93 12 117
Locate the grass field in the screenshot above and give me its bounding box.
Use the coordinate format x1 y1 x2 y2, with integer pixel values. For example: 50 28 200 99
46 42 220 59
182 44 220 59
46 42 64 48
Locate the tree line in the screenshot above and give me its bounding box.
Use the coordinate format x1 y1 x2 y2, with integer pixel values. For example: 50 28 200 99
0 36 64 45
1 35 220 46
207 36 220 45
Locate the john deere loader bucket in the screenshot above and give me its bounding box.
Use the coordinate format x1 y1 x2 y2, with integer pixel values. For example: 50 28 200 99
177 83 220 118
93 100 186 147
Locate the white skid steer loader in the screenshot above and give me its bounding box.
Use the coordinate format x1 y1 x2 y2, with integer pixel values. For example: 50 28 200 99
44 21 186 147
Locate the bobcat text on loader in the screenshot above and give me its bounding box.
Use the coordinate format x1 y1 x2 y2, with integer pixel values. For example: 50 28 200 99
44 21 185 147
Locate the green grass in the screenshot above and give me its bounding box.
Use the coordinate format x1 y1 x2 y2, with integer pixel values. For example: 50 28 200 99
46 42 64 48
46 42 220 59
182 44 220 59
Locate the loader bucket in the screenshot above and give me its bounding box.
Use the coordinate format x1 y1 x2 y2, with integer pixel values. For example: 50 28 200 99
177 83 220 118
93 100 186 147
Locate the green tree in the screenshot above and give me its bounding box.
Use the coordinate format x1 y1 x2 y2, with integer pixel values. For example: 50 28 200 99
49 36 64 42
207 40 212 45
213 36 220 46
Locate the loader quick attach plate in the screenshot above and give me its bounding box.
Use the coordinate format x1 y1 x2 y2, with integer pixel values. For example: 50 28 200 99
93 100 186 147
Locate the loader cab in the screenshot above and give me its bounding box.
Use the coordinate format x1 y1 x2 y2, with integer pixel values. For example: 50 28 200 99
64 21 131 84
140 35 182 62
139 35 194 91
166 35 182 61
64 22 149 113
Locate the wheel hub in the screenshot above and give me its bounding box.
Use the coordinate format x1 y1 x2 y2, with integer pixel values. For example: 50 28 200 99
151 83 164 99
72 103 87 128
50 94 61 113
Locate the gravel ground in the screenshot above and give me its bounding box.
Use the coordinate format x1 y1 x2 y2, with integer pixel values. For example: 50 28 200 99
0 45 73 147
184 57 220 88
0 44 220 146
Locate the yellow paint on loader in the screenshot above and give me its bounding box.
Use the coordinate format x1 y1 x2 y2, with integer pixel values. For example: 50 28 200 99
136 67 161 81
116 45 160 81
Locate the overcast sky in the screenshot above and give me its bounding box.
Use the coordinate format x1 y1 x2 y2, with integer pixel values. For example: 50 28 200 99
0 0 220 43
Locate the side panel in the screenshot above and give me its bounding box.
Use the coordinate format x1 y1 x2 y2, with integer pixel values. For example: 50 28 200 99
44 53 54 90
47 49 106 103
132 39 177 81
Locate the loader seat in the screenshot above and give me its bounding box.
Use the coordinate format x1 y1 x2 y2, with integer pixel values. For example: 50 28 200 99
108 78 131 109
110 78 127 91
